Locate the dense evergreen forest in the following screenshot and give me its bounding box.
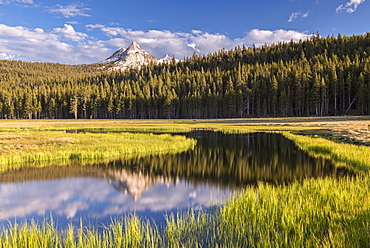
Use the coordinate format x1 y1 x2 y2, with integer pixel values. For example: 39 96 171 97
1 33 370 119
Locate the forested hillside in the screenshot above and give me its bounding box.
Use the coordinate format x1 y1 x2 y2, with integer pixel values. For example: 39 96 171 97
0 33 369 119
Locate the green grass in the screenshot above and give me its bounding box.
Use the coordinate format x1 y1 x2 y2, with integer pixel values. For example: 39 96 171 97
283 131 370 173
0 118 369 247
219 177 370 247
2 177 368 247
0 129 196 172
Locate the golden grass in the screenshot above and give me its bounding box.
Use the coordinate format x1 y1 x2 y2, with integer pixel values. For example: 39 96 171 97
1 115 368 141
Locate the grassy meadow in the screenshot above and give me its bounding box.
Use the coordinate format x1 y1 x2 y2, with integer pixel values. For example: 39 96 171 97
0 127 196 172
0 117 369 247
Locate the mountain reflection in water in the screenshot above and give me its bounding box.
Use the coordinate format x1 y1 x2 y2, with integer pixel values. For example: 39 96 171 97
0 131 352 227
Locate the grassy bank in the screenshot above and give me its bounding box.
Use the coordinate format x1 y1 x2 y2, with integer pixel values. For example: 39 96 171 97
0 117 369 247
0 129 196 172
283 131 370 173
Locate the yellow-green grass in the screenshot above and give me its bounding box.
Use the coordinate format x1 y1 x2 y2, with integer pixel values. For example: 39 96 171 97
162 176 370 247
0 129 196 172
283 131 370 173
2 175 369 247
0 117 370 247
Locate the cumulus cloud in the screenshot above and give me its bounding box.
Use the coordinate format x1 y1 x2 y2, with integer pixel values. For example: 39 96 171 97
88 25 311 60
336 0 366 13
0 22 311 64
288 11 310 22
53 24 88 42
47 3 91 18
244 29 310 46
0 23 103 64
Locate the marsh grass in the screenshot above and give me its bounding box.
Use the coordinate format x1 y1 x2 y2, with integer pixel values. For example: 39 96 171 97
218 176 370 247
1 118 370 247
283 131 370 173
0 129 196 172
0 216 163 248
2 178 369 248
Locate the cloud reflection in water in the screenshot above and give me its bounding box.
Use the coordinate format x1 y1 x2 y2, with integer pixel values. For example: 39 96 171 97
0 177 231 225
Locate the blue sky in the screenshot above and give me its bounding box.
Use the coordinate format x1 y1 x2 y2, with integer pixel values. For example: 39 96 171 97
0 0 368 64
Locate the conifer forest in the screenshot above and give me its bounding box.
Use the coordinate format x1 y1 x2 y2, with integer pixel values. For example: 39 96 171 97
1 33 370 119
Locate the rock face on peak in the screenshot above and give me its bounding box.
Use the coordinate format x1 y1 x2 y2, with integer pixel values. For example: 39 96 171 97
125 41 141 54
101 41 180 71
101 48 126 64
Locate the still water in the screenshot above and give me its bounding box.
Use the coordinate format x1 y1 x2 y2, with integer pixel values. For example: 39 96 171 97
0 131 350 227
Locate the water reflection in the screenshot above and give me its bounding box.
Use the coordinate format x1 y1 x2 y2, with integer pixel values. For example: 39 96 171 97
0 131 352 227
138 131 351 186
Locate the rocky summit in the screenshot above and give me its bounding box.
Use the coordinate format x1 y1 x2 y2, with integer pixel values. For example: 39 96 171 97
101 41 179 71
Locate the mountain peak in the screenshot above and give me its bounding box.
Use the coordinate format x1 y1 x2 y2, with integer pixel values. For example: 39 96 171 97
100 41 181 70
128 41 140 49
126 41 142 54
101 41 157 70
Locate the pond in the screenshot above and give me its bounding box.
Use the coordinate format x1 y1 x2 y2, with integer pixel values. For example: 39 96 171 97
0 131 351 228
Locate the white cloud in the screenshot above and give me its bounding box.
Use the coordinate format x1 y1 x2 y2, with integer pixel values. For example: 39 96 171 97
53 24 88 42
244 29 310 46
336 0 366 13
302 11 310 18
0 52 17 59
0 23 101 64
47 3 91 18
288 11 310 22
66 21 79 25
0 0 33 4
0 22 311 64
0 24 56 40
88 25 311 60
192 30 203 35
187 43 200 53
288 12 300 22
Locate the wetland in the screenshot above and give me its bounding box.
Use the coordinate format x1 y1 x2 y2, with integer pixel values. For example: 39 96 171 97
0 118 368 247
0 131 352 228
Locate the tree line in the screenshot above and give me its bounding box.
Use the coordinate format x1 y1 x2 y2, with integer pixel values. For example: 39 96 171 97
0 33 369 119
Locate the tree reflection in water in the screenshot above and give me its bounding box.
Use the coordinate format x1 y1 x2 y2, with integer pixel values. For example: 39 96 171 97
1 131 353 200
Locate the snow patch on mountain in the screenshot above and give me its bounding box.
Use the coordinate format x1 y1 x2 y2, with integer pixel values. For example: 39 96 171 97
101 41 180 71
158 54 180 64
